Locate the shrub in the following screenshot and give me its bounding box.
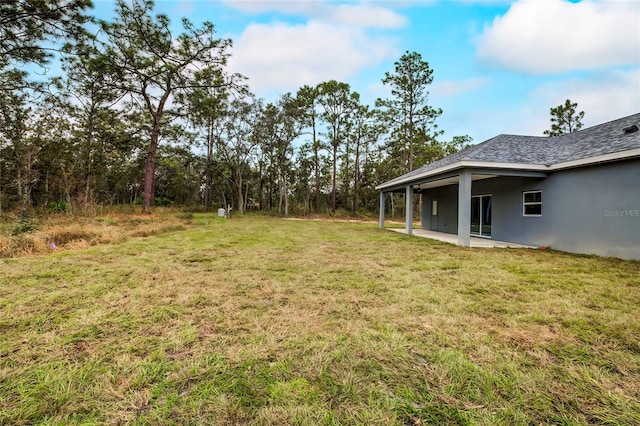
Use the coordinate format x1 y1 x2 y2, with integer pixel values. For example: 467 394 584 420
154 197 173 206
11 218 39 235
47 201 69 213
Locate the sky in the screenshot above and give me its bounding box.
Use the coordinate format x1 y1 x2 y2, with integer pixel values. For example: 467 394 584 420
91 0 640 144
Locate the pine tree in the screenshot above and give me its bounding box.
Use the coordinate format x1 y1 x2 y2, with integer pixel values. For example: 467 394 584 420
544 99 585 136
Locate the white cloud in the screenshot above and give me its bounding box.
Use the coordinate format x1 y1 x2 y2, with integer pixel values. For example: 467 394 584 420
438 68 639 143
477 0 640 74
223 0 408 28
223 0 325 16
529 68 640 128
454 0 514 5
329 4 408 28
227 20 399 94
222 1 407 95
432 77 489 97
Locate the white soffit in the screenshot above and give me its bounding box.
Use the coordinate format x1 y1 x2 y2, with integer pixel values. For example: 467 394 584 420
417 174 497 190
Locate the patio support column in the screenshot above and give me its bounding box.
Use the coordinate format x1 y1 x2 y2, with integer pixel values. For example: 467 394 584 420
405 185 413 235
379 192 385 228
457 169 471 246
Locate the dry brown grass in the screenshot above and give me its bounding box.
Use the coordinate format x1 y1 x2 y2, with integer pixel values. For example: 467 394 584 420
0 211 191 258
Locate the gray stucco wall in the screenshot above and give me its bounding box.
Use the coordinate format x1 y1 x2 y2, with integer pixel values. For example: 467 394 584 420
421 185 459 234
419 159 640 260
470 176 543 245
540 160 640 260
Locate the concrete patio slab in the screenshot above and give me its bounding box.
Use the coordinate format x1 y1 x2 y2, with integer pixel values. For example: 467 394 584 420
388 228 537 249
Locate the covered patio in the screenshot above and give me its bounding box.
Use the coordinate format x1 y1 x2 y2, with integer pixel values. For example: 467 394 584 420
377 166 547 247
388 228 536 249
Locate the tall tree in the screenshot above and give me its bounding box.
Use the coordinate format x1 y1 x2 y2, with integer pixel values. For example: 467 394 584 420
253 103 275 210
376 51 442 172
217 97 258 214
0 87 31 214
347 103 380 212
1 0 93 215
180 68 242 212
62 42 125 209
543 99 585 136
0 0 92 68
29 95 75 210
317 80 358 213
96 0 240 213
0 93 74 214
270 94 300 216
0 0 93 95
295 85 324 213
291 141 314 213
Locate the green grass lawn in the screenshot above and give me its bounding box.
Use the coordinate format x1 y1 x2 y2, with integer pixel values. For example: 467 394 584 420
1 215 639 425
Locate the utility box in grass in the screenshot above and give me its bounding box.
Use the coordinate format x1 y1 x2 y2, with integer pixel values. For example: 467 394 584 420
217 208 226 217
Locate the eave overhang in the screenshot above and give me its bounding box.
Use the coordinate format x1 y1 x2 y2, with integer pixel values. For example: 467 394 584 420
375 147 640 192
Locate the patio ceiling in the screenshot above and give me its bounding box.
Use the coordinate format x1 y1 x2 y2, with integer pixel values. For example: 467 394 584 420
415 174 497 190
380 168 548 193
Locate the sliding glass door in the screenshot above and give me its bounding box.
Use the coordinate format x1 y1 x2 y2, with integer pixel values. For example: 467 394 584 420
470 195 492 237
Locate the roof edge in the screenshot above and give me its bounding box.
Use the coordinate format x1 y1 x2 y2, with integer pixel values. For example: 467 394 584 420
375 160 547 190
549 147 640 171
375 148 640 190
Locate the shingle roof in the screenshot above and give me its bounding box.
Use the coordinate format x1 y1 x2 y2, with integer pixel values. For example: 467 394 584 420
378 113 640 190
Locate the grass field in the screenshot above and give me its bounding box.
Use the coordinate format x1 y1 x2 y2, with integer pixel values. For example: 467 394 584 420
1 214 639 425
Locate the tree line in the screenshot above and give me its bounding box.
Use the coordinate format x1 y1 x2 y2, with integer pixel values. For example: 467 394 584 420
1 0 474 217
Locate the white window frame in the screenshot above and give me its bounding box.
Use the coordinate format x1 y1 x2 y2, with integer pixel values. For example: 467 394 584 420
523 190 542 217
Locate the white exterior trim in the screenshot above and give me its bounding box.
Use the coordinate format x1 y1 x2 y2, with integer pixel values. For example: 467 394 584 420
522 190 542 217
548 147 640 171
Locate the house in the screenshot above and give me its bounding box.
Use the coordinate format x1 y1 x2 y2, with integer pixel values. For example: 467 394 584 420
376 113 640 260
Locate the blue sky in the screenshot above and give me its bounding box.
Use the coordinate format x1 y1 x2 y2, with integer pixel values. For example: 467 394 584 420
91 0 640 144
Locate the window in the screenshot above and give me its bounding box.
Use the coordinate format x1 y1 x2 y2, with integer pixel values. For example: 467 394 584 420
432 200 438 216
471 195 492 237
523 190 542 216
